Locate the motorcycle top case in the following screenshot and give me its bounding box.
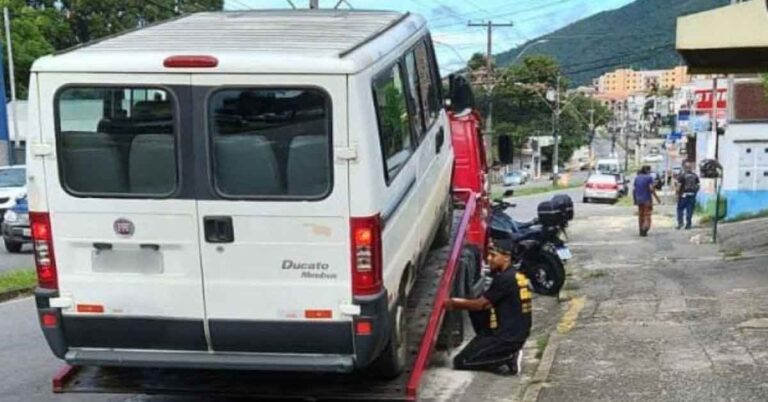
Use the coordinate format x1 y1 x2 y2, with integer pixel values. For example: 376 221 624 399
537 200 567 228
551 194 574 222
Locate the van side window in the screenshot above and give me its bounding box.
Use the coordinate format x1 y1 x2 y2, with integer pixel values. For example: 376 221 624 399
403 51 425 135
373 63 414 184
208 88 332 199
415 39 441 128
55 87 177 196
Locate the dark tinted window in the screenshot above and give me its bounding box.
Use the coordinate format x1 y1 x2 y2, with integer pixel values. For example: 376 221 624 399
373 63 414 183
56 87 177 196
404 51 425 135
415 39 441 128
209 88 332 199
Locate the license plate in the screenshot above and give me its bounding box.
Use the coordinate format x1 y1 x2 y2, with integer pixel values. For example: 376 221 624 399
22 229 31 237
556 247 572 260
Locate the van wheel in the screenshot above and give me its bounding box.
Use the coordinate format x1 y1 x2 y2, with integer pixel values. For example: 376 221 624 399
437 255 468 350
4 240 22 253
432 195 453 249
371 288 408 378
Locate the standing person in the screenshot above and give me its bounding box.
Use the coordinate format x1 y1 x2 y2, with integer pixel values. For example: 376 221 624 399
446 239 532 375
677 161 700 230
633 165 662 237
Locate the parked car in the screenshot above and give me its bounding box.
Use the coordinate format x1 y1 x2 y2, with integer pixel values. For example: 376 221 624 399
29 11 454 377
614 173 629 197
2 195 29 253
503 171 524 187
595 158 621 175
643 154 663 163
0 165 26 223
583 174 620 204
520 169 532 181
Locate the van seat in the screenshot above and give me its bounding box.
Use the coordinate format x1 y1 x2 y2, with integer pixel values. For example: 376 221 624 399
60 132 128 193
129 134 176 194
214 135 283 195
287 135 329 196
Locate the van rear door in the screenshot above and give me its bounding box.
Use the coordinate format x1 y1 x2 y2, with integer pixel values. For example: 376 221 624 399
39 73 208 351
190 74 352 354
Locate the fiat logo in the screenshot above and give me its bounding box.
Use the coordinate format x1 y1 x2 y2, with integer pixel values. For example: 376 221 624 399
114 218 135 237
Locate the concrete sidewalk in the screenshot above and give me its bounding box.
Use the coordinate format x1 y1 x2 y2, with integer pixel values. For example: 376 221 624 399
534 205 768 402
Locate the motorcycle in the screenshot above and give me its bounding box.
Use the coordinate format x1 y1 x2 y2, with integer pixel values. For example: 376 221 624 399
488 195 573 296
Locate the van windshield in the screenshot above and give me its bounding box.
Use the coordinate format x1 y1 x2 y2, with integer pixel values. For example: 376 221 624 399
209 88 332 199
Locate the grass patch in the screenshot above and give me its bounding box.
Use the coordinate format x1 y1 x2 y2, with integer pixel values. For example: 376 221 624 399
0 269 36 294
616 196 634 207
722 247 744 258
535 334 550 359
585 269 608 279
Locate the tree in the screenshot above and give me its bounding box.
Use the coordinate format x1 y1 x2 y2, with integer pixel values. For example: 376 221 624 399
474 54 610 169
0 0 224 99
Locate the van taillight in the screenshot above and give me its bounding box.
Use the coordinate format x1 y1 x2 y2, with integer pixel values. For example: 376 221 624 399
350 215 382 296
30 212 57 289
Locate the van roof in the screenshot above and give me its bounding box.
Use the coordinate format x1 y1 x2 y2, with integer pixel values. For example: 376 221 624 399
32 10 426 75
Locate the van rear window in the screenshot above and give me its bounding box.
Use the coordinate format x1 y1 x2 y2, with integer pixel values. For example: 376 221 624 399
55 87 178 196
208 88 332 199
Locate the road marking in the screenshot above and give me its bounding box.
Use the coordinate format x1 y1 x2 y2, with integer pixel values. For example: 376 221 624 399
557 296 586 334
0 296 32 307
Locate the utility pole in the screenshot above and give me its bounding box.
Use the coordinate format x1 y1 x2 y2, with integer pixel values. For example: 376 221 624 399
588 108 595 163
623 100 629 172
552 74 561 184
468 20 514 171
3 7 17 164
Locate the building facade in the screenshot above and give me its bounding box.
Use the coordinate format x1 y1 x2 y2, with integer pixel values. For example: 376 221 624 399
597 66 691 97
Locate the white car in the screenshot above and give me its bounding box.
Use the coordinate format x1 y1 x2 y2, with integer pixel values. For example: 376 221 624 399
0 165 26 220
27 11 453 377
643 154 664 163
583 174 620 203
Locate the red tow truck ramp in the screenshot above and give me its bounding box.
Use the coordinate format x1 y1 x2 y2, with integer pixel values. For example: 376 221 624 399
52 193 478 401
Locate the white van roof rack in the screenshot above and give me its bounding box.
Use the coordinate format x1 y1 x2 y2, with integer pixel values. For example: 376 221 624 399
33 10 426 75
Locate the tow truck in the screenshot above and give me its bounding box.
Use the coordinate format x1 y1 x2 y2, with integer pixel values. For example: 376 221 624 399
51 76 493 401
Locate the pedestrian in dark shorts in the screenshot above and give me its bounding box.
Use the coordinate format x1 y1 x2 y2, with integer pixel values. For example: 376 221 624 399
633 165 661 237
446 239 532 375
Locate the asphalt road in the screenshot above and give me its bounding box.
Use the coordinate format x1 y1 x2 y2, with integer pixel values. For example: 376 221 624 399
0 244 34 274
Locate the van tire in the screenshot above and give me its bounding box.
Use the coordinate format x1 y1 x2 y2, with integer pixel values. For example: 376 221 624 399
4 240 22 253
371 287 408 378
432 195 453 249
437 254 468 350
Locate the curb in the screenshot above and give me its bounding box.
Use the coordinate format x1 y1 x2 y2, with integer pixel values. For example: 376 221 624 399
0 287 34 303
521 330 562 402
521 296 586 402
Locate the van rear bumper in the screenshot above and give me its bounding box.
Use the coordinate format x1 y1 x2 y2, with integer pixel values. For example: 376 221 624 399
36 288 391 373
65 349 355 373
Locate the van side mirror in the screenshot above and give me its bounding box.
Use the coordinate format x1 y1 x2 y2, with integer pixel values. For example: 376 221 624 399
448 74 475 111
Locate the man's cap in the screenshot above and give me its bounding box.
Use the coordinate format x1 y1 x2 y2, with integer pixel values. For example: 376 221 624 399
489 238 515 255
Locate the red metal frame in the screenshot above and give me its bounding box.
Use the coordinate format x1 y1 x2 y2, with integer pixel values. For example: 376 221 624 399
405 190 477 400
52 365 80 393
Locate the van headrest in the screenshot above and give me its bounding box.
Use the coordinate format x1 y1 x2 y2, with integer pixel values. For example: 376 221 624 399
129 134 176 194
214 135 282 196
287 135 329 196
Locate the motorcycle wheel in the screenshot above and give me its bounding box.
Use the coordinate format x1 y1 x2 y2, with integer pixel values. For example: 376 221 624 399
521 250 565 297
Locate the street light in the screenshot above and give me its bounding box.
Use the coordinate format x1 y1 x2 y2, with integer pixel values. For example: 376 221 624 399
512 39 549 64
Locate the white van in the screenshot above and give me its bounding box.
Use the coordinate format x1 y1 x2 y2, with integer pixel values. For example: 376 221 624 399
28 10 453 377
595 158 621 175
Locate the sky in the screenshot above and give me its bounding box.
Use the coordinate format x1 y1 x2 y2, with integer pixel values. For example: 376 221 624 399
224 0 636 75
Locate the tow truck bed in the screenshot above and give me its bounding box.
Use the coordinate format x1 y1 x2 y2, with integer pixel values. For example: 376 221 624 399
53 195 477 401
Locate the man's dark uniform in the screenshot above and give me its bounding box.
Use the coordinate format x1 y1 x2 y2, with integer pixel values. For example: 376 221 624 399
453 266 532 370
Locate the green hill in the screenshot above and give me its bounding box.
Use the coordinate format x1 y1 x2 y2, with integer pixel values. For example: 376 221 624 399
495 0 729 86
